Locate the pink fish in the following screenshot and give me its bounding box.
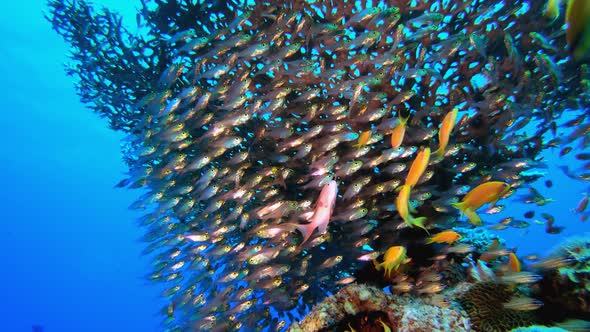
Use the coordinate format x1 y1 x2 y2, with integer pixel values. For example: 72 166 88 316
293 180 338 245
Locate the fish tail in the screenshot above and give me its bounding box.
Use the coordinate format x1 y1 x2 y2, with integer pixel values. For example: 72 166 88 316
399 113 410 125
451 201 466 213
293 223 315 245
372 259 382 271
432 147 445 160
452 202 482 225
464 208 483 226
408 215 430 235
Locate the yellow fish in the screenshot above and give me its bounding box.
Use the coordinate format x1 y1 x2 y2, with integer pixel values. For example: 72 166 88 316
376 317 392 332
396 184 429 232
566 0 590 59
452 181 511 225
508 252 521 273
545 0 561 22
433 108 458 159
373 245 408 278
426 230 462 244
405 147 431 187
390 114 409 148
346 323 357 332
354 130 372 148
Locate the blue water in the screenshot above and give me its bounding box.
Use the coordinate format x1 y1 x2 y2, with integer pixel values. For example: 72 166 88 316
0 1 161 331
1 1 589 332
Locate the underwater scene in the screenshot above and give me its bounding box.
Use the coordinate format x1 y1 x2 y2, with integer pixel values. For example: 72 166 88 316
4 0 590 331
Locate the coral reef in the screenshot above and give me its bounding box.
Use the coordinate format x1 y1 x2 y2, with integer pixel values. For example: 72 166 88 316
44 0 590 330
457 281 536 332
288 283 470 332
536 234 590 321
454 226 503 254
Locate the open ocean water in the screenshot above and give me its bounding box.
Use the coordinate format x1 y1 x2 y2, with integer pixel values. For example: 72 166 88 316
1 0 590 331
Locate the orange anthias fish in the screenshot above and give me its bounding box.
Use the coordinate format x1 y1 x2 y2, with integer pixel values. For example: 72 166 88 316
373 245 408 278
544 0 560 22
508 252 521 273
566 0 590 59
451 181 511 225
354 130 371 148
405 147 431 187
396 184 429 232
433 108 458 159
426 230 462 244
390 115 409 148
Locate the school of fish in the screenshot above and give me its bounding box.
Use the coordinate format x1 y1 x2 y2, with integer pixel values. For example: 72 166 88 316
46 0 590 330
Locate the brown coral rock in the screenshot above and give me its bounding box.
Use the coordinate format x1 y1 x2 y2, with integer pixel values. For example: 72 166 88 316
458 282 535 332
288 283 470 332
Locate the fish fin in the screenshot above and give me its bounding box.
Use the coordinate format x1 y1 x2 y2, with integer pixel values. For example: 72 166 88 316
408 216 430 234
464 208 483 226
451 201 466 213
399 113 410 125
293 222 315 245
373 258 382 271
432 147 445 161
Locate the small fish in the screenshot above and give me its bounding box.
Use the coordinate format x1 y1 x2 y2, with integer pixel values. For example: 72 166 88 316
405 147 431 187
500 271 542 284
531 256 575 270
390 281 414 293
508 253 521 273
396 185 429 232
354 130 371 148
318 255 343 269
390 114 409 148
416 282 445 294
433 108 458 160
575 193 589 213
445 243 475 255
503 296 543 311
373 245 408 278
426 230 462 244
524 210 535 219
